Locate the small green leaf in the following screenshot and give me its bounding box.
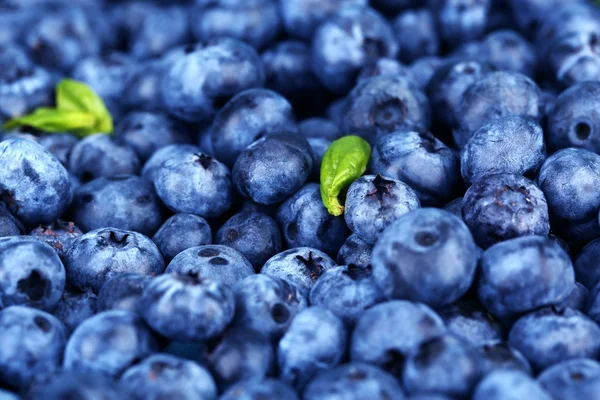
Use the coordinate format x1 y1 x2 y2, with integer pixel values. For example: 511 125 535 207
56 79 113 133
320 135 371 216
2 108 96 134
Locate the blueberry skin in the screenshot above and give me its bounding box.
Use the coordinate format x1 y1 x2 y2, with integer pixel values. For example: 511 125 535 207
429 0 490 47
233 134 313 205
279 0 367 41
356 58 416 84
209 88 296 168
350 300 446 374
538 148 600 222
473 370 552 400
311 7 399 94
538 358 600 400
462 174 550 249
298 118 341 141
0 203 23 237
480 30 536 77
216 212 282 271
547 31 600 89
166 245 254 286
153 150 233 218
120 354 217 400
336 234 373 268
558 282 589 312
305 137 331 182
509 307 600 372
403 334 482 398
0 306 66 390
372 208 478 307
477 236 574 319
72 175 164 236
547 82 600 153
393 8 439 63
342 77 431 144
96 273 151 313
204 327 274 391
0 390 17 400
476 342 532 376
442 197 463 219
220 379 299 400
575 239 600 290
345 174 420 244
231 274 307 342
261 247 336 296
27 371 127 400
0 239 65 312
141 144 201 182
139 273 234 342
64 310 159 378
277 184 347 256
303 363 405 400
192 0 280 50
278 307 347 389
438 299 504 346
325 97 347 127
51 289 96 336
115 112 190 162
371 131 460 206
509 0 580 34
410 55 446 91
453 71 543 148
461 116 546 185
586 285 600 326
65 228 165 294
152 214 212 263
161 38 265 123
69 134 141 182
38 134 78 168
0 138 73 226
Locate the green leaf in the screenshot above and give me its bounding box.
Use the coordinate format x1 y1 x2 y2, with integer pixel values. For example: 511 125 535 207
320 135 371 216
56 79 113 133
2 108 96 134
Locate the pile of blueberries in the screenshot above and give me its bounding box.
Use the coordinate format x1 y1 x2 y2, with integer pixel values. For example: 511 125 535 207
3 0 600 399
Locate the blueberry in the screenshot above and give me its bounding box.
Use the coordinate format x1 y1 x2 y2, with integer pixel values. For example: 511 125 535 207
0 306 65 390
69 134 141 182
261 247 336 296
453 71 543 148
0 138 73 226
558 282 589 312
547 31 600 89
304 363 405 400
233 134 313 205
51 289 96 336
277 184 347 256
410 55 446 91
114 112 190 162
0 203 23 237
371 131 460 206
216 212 282 271
473 370 552 400
298 118 341 142
480 30 536 77
462 174 550 249
278 307 347 389
342 77 431 144
442 197 463 219
393 8 439 63
402 334 482 398
279 0 367 41
141 144 201 182
64 310 159 377
585 285 600 326
438 299 504 346
325 97 347 127
166 245 254 286
38 133 78 168
231 274 306 341
575 239 600 290
0 390 18 400
204 327 274 390
209 89 296 168
96 273 151 313
192 0 280 50
152 214 212 263
372 208 478 307
122 56 172 112
120 354 217 400
350 300 446 374
220 379 299 400
72 175 164 236
547 82 600 153
476 341 532 376
311 7 398 94
461 116 546 185
508 0 578 34
478 236 574 319
538 358 600 400
336 234 373 268
356 57 415 83
161 38 264 123
0 239 65 311
153 150 233 218
305 137 331 182
344 174 420 244
509 306 600 371
65 228 165 293
27 371 128 400
429 0 491 47
139 272 234 342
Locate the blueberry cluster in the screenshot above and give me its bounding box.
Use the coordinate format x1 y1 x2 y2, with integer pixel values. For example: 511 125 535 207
2 0 600 399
